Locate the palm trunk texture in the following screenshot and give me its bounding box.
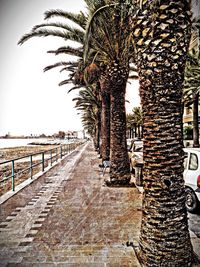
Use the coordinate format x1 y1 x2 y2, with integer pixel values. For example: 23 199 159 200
109 63 131 185
97 110 101 152
100 81 110 161
93 126 99 151
132 0 193 265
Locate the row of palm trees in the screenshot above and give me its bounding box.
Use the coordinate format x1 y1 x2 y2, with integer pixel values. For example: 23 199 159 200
127 106 143 139
19 0 134 185
18 1 198 266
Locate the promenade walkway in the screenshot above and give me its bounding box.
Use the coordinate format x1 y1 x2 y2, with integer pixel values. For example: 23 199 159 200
0 142 142 266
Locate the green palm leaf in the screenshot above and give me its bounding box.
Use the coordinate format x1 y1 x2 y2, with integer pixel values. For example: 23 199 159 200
44 9 87 30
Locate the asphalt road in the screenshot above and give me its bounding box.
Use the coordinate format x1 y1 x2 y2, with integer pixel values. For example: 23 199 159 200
188 212 200 238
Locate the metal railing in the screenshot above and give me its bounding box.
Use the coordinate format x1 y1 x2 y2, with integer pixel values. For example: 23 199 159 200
0 142 83 195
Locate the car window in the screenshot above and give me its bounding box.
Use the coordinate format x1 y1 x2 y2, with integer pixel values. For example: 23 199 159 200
189 153 198 170
184 152 188 169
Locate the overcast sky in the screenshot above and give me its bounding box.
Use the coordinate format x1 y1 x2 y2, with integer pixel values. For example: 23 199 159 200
0 0 139 136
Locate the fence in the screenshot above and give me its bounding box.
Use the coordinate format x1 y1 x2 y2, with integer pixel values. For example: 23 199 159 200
0 142 83 195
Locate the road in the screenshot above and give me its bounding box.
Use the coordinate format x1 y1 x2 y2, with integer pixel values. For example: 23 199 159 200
189 212 200 238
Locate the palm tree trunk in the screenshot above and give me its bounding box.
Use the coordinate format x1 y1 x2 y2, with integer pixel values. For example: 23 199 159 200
137 125 141 138
109 64 131 185
193 93 199 147
100 82 110 161
93 126 98 151
131 0 193 265
96 110 101 152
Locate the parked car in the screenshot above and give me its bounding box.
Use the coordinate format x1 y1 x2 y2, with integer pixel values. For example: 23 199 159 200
183 148 200 213
128 141 200 213
128 139 143 185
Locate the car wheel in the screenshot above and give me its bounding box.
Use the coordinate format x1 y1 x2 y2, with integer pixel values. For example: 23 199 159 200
185 187 199 213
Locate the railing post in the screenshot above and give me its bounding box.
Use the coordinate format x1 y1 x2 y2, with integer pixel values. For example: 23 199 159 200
11 160 15 191
42 152 45 172
56 148 58 162
50 150 53 166
60 145 62 159
63 145 66 156
30 155 33 179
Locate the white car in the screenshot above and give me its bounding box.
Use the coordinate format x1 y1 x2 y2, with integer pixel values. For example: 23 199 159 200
128 139 143 185
128 140 143 168
184 148 200 213
128 142 200 213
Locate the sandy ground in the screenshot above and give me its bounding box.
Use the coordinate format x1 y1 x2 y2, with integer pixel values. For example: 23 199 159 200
0 145 57 162
0 145 58 196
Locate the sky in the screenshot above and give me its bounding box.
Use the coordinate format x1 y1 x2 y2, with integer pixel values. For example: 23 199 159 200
0 0 140 136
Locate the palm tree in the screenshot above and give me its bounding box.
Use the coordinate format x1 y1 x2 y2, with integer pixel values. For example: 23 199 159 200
18 7 111 159
131 0 193 265
85 0 134 185
126 106 143 139
73 85 101 149
132 107 143 138
126 113 134 139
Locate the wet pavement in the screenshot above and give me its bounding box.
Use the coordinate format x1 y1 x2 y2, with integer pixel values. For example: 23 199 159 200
0 142 142 266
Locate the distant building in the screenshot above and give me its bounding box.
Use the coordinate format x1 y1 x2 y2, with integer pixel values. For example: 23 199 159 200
183 106 200 141
65 131 78 140
64 130 85 139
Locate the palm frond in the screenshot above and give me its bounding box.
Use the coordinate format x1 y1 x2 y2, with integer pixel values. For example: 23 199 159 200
47 46 83 57
32 22 85 35
43 61 75 72
59 79 73 86
67 85 84 93
84 2 115 62
18 28 84 45
44 9 87 29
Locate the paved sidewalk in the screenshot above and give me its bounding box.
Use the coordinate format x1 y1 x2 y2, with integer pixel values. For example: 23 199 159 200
0 142 142 267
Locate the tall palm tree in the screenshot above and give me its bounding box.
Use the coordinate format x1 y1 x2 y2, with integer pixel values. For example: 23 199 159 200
131 0 193 265
18 7 111 159
85 0 134 185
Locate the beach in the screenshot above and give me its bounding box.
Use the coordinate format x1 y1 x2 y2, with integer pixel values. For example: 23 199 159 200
0 143 59 196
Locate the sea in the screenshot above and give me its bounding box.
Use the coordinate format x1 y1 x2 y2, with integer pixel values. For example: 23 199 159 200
0 138 49 149
0 138 74 149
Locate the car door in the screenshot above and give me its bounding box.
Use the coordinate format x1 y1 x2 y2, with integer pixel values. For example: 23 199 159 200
184 151 199 191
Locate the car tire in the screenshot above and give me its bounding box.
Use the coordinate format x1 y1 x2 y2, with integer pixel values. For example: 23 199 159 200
185 187 200 213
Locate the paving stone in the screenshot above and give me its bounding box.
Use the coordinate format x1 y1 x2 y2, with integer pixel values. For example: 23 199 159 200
0 143 142 266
